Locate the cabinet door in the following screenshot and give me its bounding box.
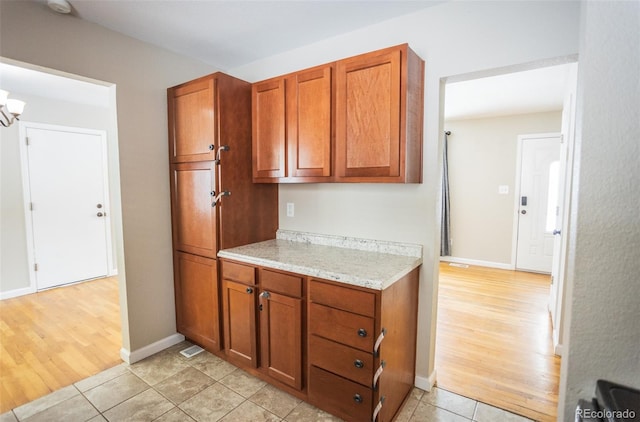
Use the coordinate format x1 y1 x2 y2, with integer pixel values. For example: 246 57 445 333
287 66 332 178
259 291 303 390
170 162 217 258
222 279 258 368
174 252 220 351
252 78 286 180
335 49 401 179
168 78 216 163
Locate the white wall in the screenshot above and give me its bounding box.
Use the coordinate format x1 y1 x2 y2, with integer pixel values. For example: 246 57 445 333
0 92 115 296
444 111 562 266
230 1 581 386
559 1 640 419
0 1 216 353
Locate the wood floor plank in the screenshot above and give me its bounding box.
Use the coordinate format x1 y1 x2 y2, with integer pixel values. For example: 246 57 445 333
0 277 122 413
435 263 560 422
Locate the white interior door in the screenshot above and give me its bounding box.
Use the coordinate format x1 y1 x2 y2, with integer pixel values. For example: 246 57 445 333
515 134 561 273
549 62 578 354
24 124 111 290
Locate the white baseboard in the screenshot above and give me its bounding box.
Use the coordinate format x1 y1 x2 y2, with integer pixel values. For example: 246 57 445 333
415 369 437 392
554 343 563 357
439 256 514 271
0 286 36 300
120 333 185 364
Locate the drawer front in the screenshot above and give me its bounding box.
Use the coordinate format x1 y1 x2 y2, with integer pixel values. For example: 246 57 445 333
310 279 376 317
260 269 303 298
309 365 373 422
309 303 374 352
309 335 373 387
221 260 255 285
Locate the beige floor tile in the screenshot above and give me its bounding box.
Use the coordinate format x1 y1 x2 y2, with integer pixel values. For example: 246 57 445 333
473 402 534 422
284 401 343 422
102 389 174 422
219 369 267 398
219 401 280 422
422 387 477 419
395 387 426 421
129 350 192 385
410 401 472 422
189 353 237 381
12 385 79 420
84 372 149 412
0 412 17 422
75 363 131 392
154 367 215 405
249 384 302 418
179 383 244 422
22 395 98 422
153 407 196 422
88 416 107 422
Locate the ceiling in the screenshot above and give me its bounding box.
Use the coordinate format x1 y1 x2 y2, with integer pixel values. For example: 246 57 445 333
445 64 573 120
6 1 572 119
34 0 442 70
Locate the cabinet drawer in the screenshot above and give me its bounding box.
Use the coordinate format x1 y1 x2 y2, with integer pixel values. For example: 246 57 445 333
309 365 373 422
309 335 373 387
310 279 376 317
309 303 374 352
260 269 303 298
221 261 255 285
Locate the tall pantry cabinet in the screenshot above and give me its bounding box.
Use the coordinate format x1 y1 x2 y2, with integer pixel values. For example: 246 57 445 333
168 72 278 352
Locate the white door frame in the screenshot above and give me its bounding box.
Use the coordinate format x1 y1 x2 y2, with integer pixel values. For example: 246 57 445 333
19 121 115 292
511 132 561 270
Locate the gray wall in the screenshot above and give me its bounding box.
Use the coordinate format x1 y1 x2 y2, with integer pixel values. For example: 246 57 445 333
445 111 562 266
0 0 216 352
559 1 640 419
0 92 115 295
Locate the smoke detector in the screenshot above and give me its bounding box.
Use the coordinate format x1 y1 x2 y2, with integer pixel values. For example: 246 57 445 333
48 0 72 14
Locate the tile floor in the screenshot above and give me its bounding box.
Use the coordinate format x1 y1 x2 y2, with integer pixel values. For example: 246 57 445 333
0 342 534 422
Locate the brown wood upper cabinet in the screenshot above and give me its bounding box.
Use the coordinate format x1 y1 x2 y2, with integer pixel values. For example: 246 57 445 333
169 78 216 163
335 44 424 183
252 65 333 183
252 44 424 184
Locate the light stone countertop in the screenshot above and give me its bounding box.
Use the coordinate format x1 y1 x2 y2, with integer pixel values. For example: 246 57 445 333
217 230 423 290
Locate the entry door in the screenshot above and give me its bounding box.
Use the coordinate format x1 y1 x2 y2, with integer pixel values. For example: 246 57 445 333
515 135 561 273
24 125 110 290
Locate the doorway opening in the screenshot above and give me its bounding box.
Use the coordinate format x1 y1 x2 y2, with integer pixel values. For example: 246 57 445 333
436 59 577 421
0 58 125 412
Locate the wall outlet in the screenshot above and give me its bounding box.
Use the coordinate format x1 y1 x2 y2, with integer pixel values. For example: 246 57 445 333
498 185 509 195
286 202 294 217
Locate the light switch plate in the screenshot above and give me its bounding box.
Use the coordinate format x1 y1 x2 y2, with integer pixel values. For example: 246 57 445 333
498 185 509 195
286 202 294 217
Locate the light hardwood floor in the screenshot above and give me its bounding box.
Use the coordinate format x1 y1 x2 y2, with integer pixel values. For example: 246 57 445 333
435 262 561 422
0 277 122 413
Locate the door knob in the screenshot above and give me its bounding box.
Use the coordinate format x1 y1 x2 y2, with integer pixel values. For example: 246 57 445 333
521 210 527 215
97 212 104 217
553 229 561 235
96 204 103 209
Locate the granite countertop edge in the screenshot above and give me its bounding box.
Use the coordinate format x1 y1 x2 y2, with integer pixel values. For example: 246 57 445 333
218 231 423 290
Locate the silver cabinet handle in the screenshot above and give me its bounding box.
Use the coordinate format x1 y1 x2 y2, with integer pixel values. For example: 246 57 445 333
212 191 231 206
215 145 230 164
259 291 271 299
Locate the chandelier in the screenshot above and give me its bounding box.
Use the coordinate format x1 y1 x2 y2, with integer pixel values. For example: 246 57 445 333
0 90 26 128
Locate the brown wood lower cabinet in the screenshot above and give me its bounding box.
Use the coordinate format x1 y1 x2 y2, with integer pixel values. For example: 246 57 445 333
219 258 419 422
174 252 220 352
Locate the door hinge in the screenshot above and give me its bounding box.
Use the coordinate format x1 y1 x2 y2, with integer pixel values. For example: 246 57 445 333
559 134 564 143
29 202 33 211
25 137 30 146
34 263 38 272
